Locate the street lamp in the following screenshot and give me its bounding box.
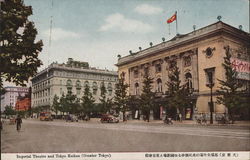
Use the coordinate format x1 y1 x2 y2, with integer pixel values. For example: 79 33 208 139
206 72 214 124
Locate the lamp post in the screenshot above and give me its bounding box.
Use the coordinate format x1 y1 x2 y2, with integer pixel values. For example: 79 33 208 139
206 72 214 124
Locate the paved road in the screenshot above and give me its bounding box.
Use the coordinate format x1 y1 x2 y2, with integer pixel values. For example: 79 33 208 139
1 119 249 153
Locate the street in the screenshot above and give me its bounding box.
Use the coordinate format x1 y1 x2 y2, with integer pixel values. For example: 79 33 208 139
1 119 250 153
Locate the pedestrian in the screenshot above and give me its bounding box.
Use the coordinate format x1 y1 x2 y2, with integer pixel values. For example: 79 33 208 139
0 120 2 130
15 115 22 131
179 113 182 122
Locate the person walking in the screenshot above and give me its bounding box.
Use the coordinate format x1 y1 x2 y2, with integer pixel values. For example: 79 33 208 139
179 113 182 122
15 115 22 132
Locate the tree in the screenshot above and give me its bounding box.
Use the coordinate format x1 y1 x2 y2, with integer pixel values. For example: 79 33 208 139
0 0 43 90
81 83 95 120
113 76 129 121
52 95 60 116
99 81 108 113
3 105 16 116
65 93 78 114
59 93 67 115
59 92 79 115
166 62 191 118
216 46 245 123
140 73 155 122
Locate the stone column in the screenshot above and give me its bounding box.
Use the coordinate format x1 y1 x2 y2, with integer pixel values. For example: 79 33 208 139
128 68 133 95
178 53 184 84
191 49 199 91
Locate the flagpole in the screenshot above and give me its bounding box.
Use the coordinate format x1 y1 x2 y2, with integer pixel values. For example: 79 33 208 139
176 11 178 35
168 24 170 35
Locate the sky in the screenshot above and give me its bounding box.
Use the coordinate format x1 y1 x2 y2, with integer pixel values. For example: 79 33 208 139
3 0 250 87
23 0 249 71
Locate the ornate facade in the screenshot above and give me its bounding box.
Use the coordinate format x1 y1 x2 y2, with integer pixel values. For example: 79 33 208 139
31 58 118 109
116 21 250 120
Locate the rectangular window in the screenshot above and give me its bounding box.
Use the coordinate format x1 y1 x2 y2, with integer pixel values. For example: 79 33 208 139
134 70 139 78
155 64 162 73
204 67 215 86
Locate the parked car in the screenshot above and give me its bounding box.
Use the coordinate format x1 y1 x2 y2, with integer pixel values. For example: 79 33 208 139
66 115 78 122
40 112 53 121
100 114 119 123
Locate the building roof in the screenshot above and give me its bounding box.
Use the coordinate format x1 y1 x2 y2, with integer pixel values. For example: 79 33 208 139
4 86 29 90
116 21 250 67
32 59 117 81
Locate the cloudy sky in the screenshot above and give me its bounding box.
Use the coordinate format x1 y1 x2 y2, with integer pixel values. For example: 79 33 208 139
24 0 249 72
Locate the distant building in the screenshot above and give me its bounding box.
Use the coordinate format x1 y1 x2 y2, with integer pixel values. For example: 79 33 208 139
0 86 29 111
116 21 250 120
31 58 118 110
15 88 31 111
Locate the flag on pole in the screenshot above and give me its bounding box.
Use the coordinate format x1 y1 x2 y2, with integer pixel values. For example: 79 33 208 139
167 12 177 23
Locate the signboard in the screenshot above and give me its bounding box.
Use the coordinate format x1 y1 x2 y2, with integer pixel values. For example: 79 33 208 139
230 58 250 80
185 108 192 119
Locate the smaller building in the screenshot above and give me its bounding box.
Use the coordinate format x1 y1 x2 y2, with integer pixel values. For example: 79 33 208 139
15 97 31 111
31 58 118 110
15 91 31 111
1 86 29 111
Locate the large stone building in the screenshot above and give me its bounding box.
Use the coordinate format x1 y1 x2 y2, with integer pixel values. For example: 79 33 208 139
116 21 250 120
0 86 29 111
31 58 118 110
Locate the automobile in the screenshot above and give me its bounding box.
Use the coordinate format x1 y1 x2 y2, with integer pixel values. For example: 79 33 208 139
40 112 53 121
100 114 119 123
66 115 78 122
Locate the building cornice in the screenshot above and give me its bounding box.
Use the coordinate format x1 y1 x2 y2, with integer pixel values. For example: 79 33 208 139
32 64 118 82
116 21 250 67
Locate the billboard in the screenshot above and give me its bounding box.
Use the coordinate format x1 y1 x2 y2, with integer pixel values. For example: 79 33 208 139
231 58 250 80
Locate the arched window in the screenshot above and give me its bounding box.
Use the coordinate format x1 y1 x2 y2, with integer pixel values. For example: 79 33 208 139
156 78 162 92
92 82 98 95
66 79 72 94
84 81 89 87
185 73 193 91
76 80 81 88
134 83 139 95
66 79 72 86
76 80 81 95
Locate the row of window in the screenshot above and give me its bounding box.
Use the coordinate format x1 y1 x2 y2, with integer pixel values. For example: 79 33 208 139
133 57 192 78
64 87 113 96
66 79 113 90
33 80 51 90
54 71 117 81
33 98 50 105
134 73 193 95
33 89 50 99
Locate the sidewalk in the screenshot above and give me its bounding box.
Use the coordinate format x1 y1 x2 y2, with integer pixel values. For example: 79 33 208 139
23 117 250 128
119 119 250 127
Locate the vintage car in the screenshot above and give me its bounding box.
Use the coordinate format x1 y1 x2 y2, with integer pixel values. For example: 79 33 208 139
40 112 53 121
66 115 78 122
100 114 119 123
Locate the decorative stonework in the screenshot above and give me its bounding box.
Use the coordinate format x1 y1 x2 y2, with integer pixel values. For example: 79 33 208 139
203 47 216 58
